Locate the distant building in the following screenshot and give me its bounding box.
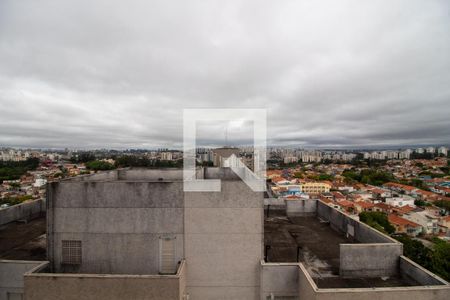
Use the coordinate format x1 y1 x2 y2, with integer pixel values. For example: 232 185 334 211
385 196 415 207
212 147 240 167
388 214 422 237
160 151 173 161
301 182 331 194
403 211 439 235
426 147 435 153
438 146 448 156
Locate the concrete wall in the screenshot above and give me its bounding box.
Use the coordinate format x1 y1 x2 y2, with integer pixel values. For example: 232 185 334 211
203 167 242 180
118 169 183 181
317 201 397 243
399 256 447 286
184 180 263 300
47 181 184 274
24 260 187 300
0 199 45 226
285 199 317 217
73 170 119 182
298 263 450 300
0 260 44 300
260 261 299 300
264 198 285 215
340 244 402 277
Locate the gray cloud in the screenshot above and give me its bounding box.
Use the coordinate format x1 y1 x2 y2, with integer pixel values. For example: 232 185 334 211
0 0 449 149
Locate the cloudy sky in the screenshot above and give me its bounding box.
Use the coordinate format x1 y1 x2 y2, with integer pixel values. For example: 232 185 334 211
0 0 449 149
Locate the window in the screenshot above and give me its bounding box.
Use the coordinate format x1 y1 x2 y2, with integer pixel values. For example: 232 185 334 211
61 240 82 265
159 236 176 274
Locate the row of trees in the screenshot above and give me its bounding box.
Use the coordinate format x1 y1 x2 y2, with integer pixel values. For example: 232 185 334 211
83 156 184 171
342 169 395 186
0 158 40 183
395 235 450 281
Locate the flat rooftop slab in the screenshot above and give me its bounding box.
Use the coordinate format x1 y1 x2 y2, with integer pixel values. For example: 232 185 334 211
0 217 46 260
264 210 419 288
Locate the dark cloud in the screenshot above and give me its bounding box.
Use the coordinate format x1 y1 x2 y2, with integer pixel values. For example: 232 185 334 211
0 0 449 149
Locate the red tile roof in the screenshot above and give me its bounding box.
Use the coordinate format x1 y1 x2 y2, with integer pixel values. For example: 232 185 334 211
337 200 354 208
355 201 375 209
388 214 421 228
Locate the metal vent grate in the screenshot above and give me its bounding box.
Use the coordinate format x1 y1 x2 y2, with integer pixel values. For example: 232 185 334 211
160 237 176 274
61 240 82 265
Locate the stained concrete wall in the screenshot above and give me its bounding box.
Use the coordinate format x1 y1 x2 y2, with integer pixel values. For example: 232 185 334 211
0 199 45 226
399 256 447 286
298 263 450 300
340 244 402 277
264 198 285 214
118 169 183 181
47 181 184 274
24 261 186 300
203 167 242 180
184 180 263 300
72 170 119 182
317 201 397 243
0 260 44 300
260 261 299 300
285 199 317 217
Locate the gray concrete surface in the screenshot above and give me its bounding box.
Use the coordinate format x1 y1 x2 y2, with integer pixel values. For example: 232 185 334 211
47 180 185 274
340 244 402 277
317 201 397 243
184 180 263 300
0 217 46 260
399 256 447 286
298 263 450 300
24 260 186 300
260 261 299 299
0 260 44 300
285 199 317 217
0 199 45 226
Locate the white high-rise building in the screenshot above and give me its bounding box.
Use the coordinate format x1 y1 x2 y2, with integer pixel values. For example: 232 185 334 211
438 146 448 156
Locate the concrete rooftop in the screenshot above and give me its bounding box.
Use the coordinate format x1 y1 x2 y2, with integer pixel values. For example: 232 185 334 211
264 209 419 288
0 216 46 260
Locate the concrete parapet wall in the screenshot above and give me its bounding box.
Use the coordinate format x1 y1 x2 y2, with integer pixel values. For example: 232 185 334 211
260 261 299 300
24 260 186 300
118 169 183 181
285 199 317 217
204 167 242 180
317 200 397 244
0 260 45 300
0 199 45 226
399 256 448 286
340 244 402 277
298 263 450 300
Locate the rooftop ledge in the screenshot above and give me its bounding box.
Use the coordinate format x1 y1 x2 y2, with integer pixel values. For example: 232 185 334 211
25 259 186 279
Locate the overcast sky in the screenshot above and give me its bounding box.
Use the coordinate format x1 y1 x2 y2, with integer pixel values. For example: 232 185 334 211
0 0 449 149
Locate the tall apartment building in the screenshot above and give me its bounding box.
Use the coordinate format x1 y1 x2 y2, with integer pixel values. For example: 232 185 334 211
438 146 448 156
211 147 240 167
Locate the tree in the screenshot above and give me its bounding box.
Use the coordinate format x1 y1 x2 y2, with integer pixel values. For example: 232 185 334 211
293 172 303 179
359 211 395 234
434 200 450 214
393 235 450 282
85 160 115 171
